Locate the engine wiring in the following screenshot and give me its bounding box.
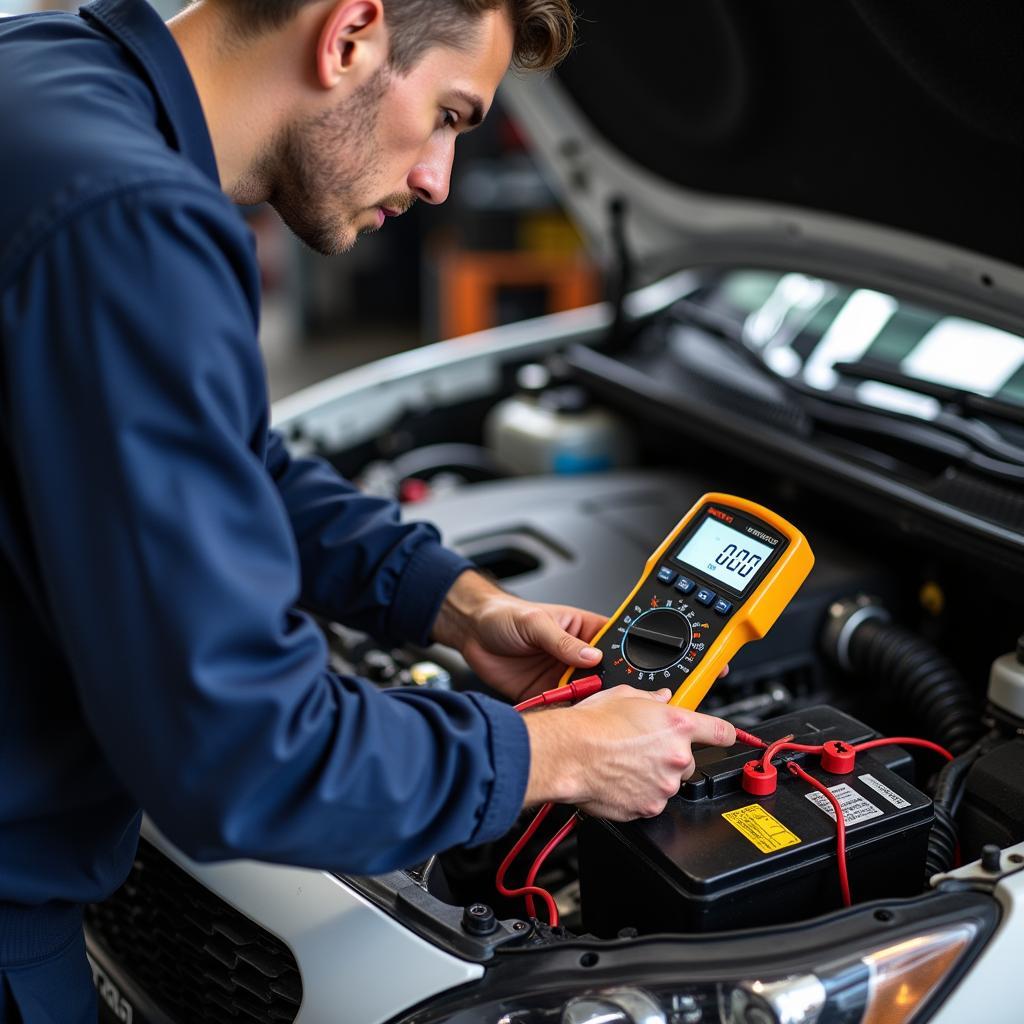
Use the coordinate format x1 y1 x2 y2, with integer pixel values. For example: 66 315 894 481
499 682 955 922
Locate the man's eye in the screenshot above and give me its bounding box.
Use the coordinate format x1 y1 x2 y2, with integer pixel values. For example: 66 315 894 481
441 109 459 129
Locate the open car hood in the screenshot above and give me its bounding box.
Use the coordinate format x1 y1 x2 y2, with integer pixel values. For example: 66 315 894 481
500 0 1024 330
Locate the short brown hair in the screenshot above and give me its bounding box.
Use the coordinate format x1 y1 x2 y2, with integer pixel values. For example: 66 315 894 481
216 0 574 73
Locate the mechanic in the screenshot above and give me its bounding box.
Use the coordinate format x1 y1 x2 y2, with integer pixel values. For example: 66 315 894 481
0 1 736 1018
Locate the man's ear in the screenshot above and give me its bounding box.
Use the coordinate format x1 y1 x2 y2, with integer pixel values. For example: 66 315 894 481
316 0 387 90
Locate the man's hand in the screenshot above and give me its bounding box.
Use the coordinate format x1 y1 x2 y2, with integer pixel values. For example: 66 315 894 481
433 573 737 821
432 571 606 703
523 686 736 820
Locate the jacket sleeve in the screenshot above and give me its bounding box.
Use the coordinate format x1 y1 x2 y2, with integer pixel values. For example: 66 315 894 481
263 432 474 646
0 185 529 872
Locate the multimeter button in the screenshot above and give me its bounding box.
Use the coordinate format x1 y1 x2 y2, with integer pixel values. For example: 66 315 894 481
657 567 677 585
674 576 696 595
695 587 717 606
713 598 733 615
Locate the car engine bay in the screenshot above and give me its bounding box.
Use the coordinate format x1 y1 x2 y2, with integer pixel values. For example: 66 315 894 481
84 270 1024 1023
297 265 1024 951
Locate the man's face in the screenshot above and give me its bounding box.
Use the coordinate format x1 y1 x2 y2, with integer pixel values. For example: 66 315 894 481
268 7 514 255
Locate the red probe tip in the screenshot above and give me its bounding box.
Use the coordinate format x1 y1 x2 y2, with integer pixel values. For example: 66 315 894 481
515 676 603 713
734 728 768 749
566 675 602 701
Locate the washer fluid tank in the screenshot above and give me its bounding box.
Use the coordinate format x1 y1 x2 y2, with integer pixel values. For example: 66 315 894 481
485 364 635 476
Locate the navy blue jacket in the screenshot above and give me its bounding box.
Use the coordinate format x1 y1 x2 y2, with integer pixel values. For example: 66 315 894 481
0 0 529 955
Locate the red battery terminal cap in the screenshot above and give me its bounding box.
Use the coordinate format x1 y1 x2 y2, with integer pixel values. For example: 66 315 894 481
821 739 856 774
741 759 778 795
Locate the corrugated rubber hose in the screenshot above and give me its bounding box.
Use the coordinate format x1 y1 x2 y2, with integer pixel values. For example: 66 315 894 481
824 597 982 755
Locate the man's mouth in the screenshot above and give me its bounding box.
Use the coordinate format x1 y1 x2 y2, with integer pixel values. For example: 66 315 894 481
373 206 399 229
371 198 415 230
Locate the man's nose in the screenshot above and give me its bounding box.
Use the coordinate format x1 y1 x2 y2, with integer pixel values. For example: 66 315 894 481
407 136 454 205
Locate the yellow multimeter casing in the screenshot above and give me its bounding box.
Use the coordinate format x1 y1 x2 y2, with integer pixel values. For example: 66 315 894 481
560 493 814 710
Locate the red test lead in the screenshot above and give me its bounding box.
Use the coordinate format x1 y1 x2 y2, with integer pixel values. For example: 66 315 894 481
513 674 602 712
494 803 561 924
523 813 579 918
853 736 953 762
787 761 851 906
761 734 824 772
501 676 602 926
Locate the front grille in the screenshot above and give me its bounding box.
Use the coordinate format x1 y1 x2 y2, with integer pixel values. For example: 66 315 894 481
85 839 302 1023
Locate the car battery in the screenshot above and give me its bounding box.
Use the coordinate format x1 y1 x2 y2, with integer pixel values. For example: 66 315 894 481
579 706 933 936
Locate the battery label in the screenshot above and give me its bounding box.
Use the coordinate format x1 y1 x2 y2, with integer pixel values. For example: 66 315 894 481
722 804 801 853
858 773 910 809
806 783 883 824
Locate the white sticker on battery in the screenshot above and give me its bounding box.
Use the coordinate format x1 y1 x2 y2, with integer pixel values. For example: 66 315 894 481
805 783 883 824
858 773 911 809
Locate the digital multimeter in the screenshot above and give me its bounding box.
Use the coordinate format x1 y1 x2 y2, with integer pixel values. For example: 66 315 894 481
560 493 814 710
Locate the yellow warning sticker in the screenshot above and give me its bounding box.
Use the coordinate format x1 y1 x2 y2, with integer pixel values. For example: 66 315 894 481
722 804 801 854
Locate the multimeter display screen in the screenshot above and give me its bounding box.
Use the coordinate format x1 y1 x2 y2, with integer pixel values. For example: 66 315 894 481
675 519 776 593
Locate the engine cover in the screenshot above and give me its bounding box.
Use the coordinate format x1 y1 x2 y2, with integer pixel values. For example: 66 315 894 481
579 706 933 936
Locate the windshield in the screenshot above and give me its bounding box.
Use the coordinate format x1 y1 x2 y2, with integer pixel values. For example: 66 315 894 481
706 271 1024 420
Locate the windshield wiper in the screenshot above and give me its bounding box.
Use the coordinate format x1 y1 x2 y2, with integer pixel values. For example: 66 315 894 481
834 358 1024 429
832 358 1024 470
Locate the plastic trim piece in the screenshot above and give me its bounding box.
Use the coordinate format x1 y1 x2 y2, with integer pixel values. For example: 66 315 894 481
930 841 1024 1023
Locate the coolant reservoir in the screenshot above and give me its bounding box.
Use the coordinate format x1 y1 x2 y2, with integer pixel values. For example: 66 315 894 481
484 365 634 475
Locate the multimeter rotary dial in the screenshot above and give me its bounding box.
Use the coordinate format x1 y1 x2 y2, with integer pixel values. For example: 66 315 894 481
622 608 694 672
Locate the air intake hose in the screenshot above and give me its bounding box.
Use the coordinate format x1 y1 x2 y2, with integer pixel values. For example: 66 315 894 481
823 596 982 755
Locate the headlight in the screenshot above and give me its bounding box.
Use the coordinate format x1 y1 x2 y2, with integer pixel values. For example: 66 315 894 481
395 896 995 1024
729 923 976 1024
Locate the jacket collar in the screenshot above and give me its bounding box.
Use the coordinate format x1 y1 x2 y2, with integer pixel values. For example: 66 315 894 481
80 0 220 186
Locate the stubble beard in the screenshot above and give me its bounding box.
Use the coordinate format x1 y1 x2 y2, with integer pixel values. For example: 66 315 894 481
262 69 391 256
